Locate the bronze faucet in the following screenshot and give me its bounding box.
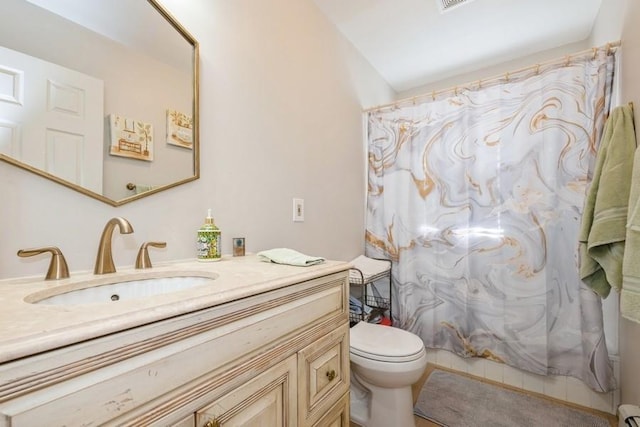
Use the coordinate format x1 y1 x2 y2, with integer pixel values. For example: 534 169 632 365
135 241 167 269
94 217 134 274
17 247 70 280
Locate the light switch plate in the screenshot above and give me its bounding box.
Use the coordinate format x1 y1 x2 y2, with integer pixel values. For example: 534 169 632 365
293 198 304 222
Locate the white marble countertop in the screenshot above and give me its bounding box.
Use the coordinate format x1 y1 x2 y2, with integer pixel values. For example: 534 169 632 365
0 255 350 364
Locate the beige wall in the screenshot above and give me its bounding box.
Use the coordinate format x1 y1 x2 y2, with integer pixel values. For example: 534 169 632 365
589 0 627 45
0 0 394 279
398 40 590 99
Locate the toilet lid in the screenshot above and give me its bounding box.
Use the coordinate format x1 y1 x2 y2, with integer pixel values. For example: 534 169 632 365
350 321 425 362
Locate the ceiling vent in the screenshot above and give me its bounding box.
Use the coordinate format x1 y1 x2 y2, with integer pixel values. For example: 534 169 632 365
437 0 476 13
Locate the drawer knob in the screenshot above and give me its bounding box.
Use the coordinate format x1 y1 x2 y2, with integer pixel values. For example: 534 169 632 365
326 369 337 381
204 419 220 427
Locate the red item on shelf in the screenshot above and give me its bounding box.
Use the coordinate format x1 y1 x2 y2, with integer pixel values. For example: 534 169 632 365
379 316 392 326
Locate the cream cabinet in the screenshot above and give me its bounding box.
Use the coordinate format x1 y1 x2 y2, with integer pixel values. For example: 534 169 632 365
0 271 350 427
196 355 298 426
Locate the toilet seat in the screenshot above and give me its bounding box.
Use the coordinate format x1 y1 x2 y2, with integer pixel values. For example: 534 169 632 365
350 321 425 363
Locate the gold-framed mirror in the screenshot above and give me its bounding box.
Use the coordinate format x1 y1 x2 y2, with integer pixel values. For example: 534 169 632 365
0 0 199 206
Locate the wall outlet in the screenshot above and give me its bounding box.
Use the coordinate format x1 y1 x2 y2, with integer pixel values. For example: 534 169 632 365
293 198 304 222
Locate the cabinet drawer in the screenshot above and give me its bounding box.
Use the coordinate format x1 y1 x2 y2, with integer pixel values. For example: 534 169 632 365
298 323 349 426
195 355 297 427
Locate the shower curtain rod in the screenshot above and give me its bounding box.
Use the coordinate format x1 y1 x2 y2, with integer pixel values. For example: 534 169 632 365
364 40 621 113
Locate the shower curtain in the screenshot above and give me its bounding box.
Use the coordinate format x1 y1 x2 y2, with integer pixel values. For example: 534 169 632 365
365 49 616 392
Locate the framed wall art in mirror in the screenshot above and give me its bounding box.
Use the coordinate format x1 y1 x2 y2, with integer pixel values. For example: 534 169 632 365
0 0 199 206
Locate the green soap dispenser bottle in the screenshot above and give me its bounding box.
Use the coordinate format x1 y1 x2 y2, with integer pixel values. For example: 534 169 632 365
197 209 221 262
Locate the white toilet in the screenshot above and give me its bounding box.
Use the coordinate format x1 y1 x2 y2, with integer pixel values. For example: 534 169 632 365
349 321 427 427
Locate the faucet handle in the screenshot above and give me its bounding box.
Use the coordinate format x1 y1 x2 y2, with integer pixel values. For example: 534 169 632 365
135 241 167 269
17 246 70 280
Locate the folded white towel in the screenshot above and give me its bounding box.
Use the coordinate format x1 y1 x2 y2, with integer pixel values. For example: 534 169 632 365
257 248 325 267
349 255 391 284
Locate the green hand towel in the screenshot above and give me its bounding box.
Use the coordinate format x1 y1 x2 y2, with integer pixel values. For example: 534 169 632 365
622 109 640 323
257 248 325 267
579 104 637 298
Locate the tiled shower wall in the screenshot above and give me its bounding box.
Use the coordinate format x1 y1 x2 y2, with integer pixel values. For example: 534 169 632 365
426 348 620 414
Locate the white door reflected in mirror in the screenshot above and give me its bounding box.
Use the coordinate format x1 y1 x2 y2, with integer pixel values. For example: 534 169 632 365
0 46 104 193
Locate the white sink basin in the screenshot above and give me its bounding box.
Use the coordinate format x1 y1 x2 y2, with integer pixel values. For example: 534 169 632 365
31 274 217 305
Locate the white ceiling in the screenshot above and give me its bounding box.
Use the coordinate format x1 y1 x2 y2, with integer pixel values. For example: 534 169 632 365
313 0 603 92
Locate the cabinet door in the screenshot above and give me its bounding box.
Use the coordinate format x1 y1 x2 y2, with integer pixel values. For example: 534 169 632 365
195 355 297 427
298 324 349 426
311 392 349 427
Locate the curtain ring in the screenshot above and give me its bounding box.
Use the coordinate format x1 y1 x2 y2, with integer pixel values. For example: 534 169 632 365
535 64 540 75
564 55 571 67
432 91 436 101
477 79 482 89
505 72 510 82
606 43 612 55
592 47 598 60
454 86 458 96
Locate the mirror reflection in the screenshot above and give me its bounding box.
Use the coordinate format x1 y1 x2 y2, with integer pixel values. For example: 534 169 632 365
0 0 199 205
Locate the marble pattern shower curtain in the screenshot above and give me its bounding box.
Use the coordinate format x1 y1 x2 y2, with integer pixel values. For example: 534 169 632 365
366 49 616 391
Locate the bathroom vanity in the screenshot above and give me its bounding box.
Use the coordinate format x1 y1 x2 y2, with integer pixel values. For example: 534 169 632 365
0 256 350 426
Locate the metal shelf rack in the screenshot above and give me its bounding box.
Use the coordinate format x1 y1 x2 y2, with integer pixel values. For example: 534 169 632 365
348 257 392 327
